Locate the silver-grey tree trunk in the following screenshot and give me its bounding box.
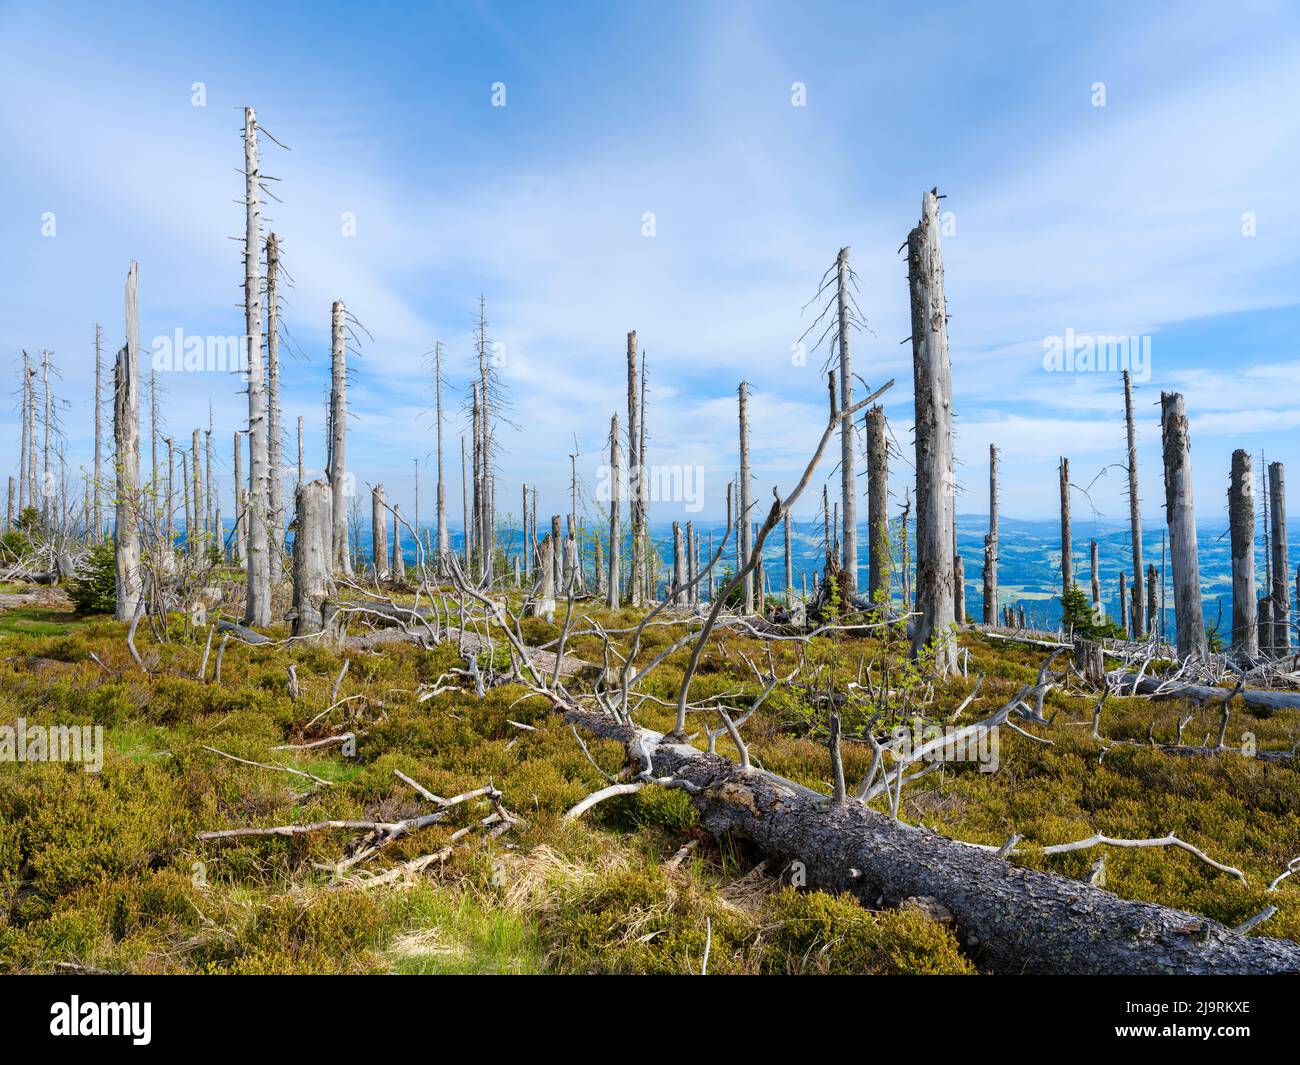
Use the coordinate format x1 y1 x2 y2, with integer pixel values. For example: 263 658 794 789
1059 457 1072 596
1269 461 1289 656
626 330 643 607
233 432 245 564
291 479 332 639
242 107 271 627
607 413 621 610
866 405 889 607
1090 539 1101 619
391 503 405 582
114 263 143 621
329 299 352 575
836 247 857 592
907 190 956 674
738 381 753 614
434 342 449 572
1160 392 1207 660
983 442 998 623
265 232 284 586
371 484 386 580
93 323 103 539
1123 370 1145 636
1229 449 1258 657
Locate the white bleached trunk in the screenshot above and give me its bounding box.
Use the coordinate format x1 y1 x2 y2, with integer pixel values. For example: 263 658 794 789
1160 392 1207 660
114 263 143 621
242 107 271 626
1123 370 1145 636
1229 450 1258 658
329 300 352 575
738 381 753 614
265 232 284 585
607 413 621 610
291 479 332 640
836 247 857 591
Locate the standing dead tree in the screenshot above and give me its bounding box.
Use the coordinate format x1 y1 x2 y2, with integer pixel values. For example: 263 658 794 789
114 262 143 621
291 479 333 640
430 341 449 572
983 443 998 624
92 323 103 539
1268 462 1289 657
738 381 753 614
907 189 956 675
606 413 621 610
1229 449 1259 658
1090 539 1102 620
1059 457 1072 597
1123 370 1145 636
866 404 889 607
371 484 387 580
265 232 285 586
626 330 643 607
329 299 352 576
242 107 271 626
1160 392 1207 660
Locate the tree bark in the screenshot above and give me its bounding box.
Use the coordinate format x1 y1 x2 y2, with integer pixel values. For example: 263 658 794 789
233 432 245 564
607 413 621 610
1229 449 1259 658
1123 370 1145 636
1090 539 1101 619
93 324 103 539
242 108 271 626
836 247 857 592
114 263 143 621
1059 457 1072 596
1268 462 1289 656
191 429 202 558
371 485 386 580
626 330 643 607
265 232 284 586
391 503 406 582
738 381 753 614
329 299 352 575
866 405 889 607
1160 392 1207 660
983 443 998 624
907 190 956 674
291 480 332 639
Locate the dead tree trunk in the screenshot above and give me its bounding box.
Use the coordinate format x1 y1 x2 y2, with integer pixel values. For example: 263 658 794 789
460 435 470 573
1119 572 1128 633
1090 539 1101 619
296 416 304 488
391 503 406 583
291 480 332 640
242 107 271 626
329 300 352 576
783 510 794 608
371 485 387 580
550 514 563 595
626 330 643 607
1123 370 1146 636
1059 457 1072 596
983 443 998 624
1160 392 1207 660
41 350 51 529
638 350 650 604
1229 449 1259 658
836 247 857 592
907 189 956 674
18 351 29 516
738 381 753 614
606 413 621 610
1268 462 1289 656
191 429 202 557
866 405 889 607
672 521 684 605
233 432 245 564
25 356 37 516
113 262 143 621
1146 564 1158 638
265 232 284 586
93 323 103 539
953 552 965 622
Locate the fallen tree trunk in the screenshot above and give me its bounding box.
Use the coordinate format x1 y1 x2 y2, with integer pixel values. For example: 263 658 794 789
562 704 1300 975
1113 672 1300 717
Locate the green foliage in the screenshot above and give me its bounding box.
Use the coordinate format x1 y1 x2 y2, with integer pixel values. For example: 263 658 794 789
68 540 117 616
1061 584 1125 640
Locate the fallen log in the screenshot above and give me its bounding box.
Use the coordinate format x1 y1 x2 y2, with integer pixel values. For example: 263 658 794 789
562 704 1300 975
1113 672 1300 717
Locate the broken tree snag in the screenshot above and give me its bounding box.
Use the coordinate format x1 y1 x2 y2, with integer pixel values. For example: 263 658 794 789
1123 369 1146 636
1268 462 1289 657
563 706 1300 975
1074 637 1105 686
783 509 793 608
672 521 684 605
391 503 406 583
1229 449 1259 658
292 480 333 639
371 484 387 580
329 299 352 576
1146 564 1158 637
907 189 956 674
266 231 284 586
1119 572 1128 633
1090 539 1101 619
1059 457 1072 596
1160 392 1207 660
983 443 998 624
243 107 272 628
836 246 858 593
739 380 753 614
867 404 890 607
626 330 643 607
954 552 965 622
550 514 563 595
114 261 143 621
607 413 621 610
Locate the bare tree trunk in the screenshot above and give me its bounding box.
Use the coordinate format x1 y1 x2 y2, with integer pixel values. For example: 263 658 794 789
242 108 271 626
551 514 563 595
296 416 304 488
265 232 284 586
983 443 998 623
738 381 753 614
1229 449 1259 658
41 350 52 528
233 432 245 563
291 480 332 639
1090 539 1101 619
460 435 470 573
93 323 103 539
114 262 143 621
865 404 889 607
329 299 352 576
371 485 386 580
1269 461 1289 656
191 429 202 558
1160 392 1207 660
624 330 643 607
1123 370 1145 636
607 413 621 610
206 402 214 536
18 351 29 515
639 350 650 604
783 510 793 608
954 552 965 622
1119 572 1128 633
433 343 448 573
391 503 405 582
1059 457 1072 596
672 521 684 605
149 366 159 532
1146 564 1158 639
836 247 857 592
595 534 605 598
5 477 12 534
25 356 38 516
907 190 956 674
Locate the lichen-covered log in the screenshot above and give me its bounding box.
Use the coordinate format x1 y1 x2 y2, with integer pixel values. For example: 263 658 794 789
563 706 1300 975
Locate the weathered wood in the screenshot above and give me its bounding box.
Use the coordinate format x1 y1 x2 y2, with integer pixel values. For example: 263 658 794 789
1074 637 1105 686
1269 462 1289 656
329 299 351 575
265 232 284 586
672 521 684 605
1160 392 1207 659
291 480 332 639
563 705 1300 975
113 262 143 621
739 381 753 614
626 330 643 607
836 247 857 593
1112 672 1300 716
391 503 406 583
1229 449 1259 657
1123 370 1145 636
1090 539 1101 617
92 323 103 539
607 413 621 610
1059 456 1072 595
983 443 997 624
866 404 889 607
1119 571 1128 632
243 107 271 627
907 189 956 674
371 485 387 580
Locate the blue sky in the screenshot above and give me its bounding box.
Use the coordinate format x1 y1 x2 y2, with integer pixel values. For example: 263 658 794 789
1 0 1297 527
